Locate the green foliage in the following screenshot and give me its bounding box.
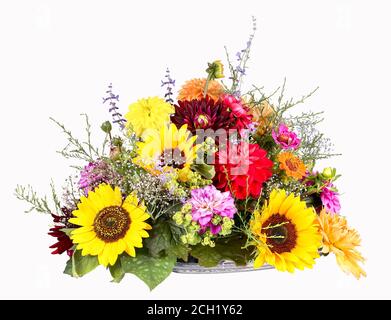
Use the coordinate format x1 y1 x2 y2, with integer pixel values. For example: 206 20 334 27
15 184 53 214
190 236 253 267
109 259 125 283
167 243 190 262
50 114 108 163
191 163 215 180
120 252 177 290
145 218 187 259
64 250 99 278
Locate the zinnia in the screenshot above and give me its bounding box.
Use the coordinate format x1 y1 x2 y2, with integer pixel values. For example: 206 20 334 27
214 142 273 199
272 124 300 150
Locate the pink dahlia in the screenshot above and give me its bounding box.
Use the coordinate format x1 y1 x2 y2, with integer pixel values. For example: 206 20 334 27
272 124 300 150
320 184 341 214
189 185 237 235
221 94 253 131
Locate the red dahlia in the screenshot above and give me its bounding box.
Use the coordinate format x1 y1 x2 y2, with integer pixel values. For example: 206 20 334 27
48 207 75 256
214 142 273 199
171 97 233 134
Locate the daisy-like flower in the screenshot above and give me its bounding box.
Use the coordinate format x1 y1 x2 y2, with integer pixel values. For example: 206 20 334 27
278 152 306 180
189 185 237 235
178 78 223 102
251 189 322 272
69 184 151 267
320 184 341 214
272 124 300 150
317 210 366 279
134 123 200 182
125 96 174 136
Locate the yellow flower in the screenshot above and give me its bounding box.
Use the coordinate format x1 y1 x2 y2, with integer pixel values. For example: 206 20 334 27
250 189 321 272
134 123 200 182
278 152 306 180
178 78 223 102
125 96 174 136
317 210 366 279
69 184 151 267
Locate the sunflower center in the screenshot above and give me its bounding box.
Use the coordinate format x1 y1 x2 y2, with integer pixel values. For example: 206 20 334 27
285 159 298 171
160 148 186 169
262 214 297 254
94 206 131 242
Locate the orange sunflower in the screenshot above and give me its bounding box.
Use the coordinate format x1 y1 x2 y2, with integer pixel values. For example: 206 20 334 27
317 210 366 279
278 152 306 180
178 78 223 102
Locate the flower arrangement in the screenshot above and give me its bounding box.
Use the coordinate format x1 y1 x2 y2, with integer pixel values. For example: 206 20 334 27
16 19 365 290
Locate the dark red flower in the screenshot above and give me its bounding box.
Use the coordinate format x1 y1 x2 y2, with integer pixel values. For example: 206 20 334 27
48 207 75 256
214 142 273 199
171 97 233 134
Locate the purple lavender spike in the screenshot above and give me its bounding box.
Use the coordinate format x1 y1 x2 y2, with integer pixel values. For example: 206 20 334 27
161 68 175 104
102 83 126 129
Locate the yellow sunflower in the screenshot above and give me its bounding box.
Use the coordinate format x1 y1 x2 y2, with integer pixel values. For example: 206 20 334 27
178 78 223 102
125 96 174 136
69 184 151 267
250 189 321 272
134 123 200 182
278 152 306 180
317 209 366 279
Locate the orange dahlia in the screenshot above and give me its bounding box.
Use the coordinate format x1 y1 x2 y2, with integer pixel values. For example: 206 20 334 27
317 210 366 279
251 100 275 135
178 78 223 102
278 152 306 180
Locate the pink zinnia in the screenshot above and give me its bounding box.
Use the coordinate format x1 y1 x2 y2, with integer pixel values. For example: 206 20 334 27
272 124 300 150
320 184 341 214
189 185 237 235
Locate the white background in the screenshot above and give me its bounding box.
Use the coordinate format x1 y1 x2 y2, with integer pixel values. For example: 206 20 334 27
0 0 390 299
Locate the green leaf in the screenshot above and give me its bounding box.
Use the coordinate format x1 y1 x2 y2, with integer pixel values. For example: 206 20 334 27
144 220 172 257
191 163 215 179
120 253 176 290
145 219 186 258
64 250 99 278
167 243 190 262
190 236 253 267
109 259 125 283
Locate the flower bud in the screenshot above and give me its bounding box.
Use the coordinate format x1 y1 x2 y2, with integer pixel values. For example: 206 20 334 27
322 167 334 179
206 60 224 80
101 121 112 134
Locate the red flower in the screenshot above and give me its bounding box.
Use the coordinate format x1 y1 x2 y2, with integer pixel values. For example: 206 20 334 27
48 207 75 256
171 97 234 134
214 142 273 199
221 94 253 131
